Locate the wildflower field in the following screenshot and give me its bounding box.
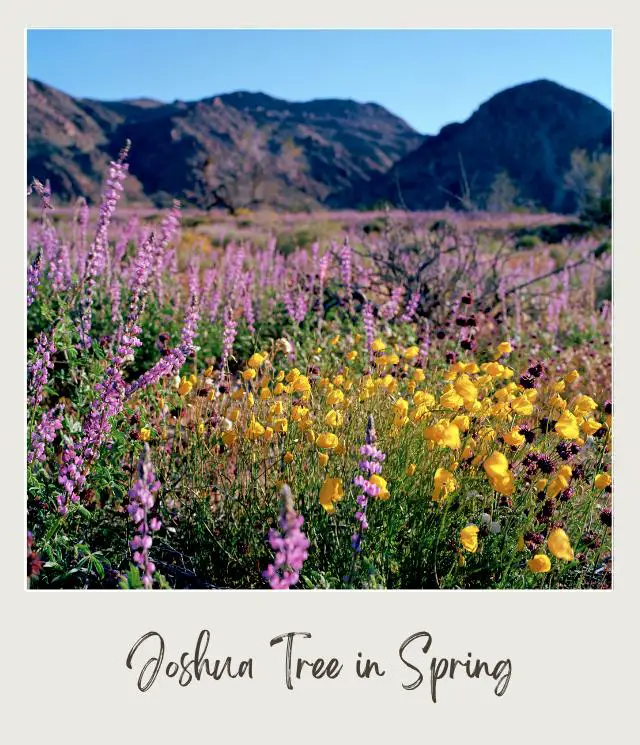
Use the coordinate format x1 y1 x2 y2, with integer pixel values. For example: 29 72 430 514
26 147 613 589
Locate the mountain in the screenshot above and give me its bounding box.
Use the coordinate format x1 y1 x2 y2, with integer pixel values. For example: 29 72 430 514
341 80 611 213
27 78 612 214
27 79 423 210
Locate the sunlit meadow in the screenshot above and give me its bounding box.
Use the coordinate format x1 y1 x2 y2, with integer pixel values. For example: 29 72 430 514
26 146 612 589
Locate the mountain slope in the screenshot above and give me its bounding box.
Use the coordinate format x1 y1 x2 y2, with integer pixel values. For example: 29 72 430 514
341 79 612 212
27 79 423 209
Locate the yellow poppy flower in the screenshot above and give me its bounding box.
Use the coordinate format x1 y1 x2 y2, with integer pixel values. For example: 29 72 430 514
581 418 602 436
555 410 580 440
511 397 533 416
564 370 580 384
324 410 343 428
595 473 611 489
546 465 572 499
273 418 288 434
496 341 513 357
221 431 237 447
262 426 274 443
178 378 193 396
291 405 309 421
460 525 479 553
527 554 551 573
432 467 457 503
440 387 464 410
548 528 574 561
317 432 339 450
573 395 597 417
327 389 344 406
319 477 344 513
247 352 265 369
549 394 567 410
369 474 390 500
454 374 478 404
483 451 510 479
503 428 525 447
245 418 265 440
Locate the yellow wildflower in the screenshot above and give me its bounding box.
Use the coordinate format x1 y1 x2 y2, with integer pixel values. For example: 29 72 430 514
432 467 457 503
369 474 390 500
317 432 339 450
595 473 611 489
548 528 574 561
460 525 479 553
247 352 265 369
527 554 551 573
319 477 344 513
555 410 580 440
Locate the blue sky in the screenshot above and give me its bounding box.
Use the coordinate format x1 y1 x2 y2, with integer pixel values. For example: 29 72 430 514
27 30 611 135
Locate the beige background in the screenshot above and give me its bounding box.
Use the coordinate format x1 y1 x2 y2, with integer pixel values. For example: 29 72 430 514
4 6 638 742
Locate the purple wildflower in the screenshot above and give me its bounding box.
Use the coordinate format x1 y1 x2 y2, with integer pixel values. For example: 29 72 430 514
220 304 238 370
28 404 63 464
339 238 353 313
28 332 56 408
27 253 41 307
362 301 375 361
57 233 156 514
380 286 404 321
77 142 130 348
317 253 330 323
125 291 200 397
400 290 421 323
263 485 310 590
351 415 386 554
127 443 162 588
242 272 256 334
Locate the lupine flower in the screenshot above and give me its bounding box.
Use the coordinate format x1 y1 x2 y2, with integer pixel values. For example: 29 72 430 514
316 253 331 323
400 290 421 323
28 332 56 408
362 301 375 362
263 484 310 589
77 142 130 348
339 238 353 313
57 234 156 513
28 404 63 464
351 415 386 553
380 286 404 321
220 304 238 370
125 285 200 398
127 443 162 588
27 253 41 307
